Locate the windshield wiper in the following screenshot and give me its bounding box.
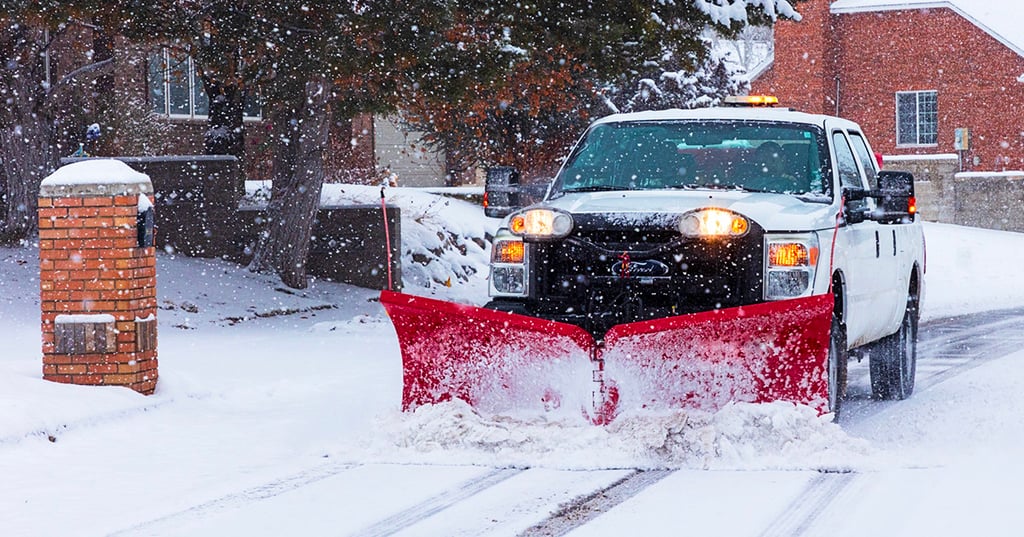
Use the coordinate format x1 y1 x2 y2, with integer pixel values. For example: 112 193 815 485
668 183 777 194
668 183 741 191
559 185 631 193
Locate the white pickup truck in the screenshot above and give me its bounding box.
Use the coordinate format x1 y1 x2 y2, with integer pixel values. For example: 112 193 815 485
483 98 926 415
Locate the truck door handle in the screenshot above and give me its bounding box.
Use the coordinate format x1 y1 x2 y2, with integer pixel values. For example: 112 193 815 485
875 230 880 258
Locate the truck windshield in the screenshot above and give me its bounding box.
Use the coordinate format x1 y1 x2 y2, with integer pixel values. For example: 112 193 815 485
553 120 830 199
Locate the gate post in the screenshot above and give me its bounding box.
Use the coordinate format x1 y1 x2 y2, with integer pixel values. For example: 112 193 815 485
38 160 158 394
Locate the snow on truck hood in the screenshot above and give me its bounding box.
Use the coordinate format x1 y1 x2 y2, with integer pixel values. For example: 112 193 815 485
542 190 837 232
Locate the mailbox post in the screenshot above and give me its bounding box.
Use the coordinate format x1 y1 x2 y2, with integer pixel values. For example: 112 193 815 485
38 160 158 394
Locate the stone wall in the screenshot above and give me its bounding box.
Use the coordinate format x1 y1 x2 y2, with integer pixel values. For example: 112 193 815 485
885 154 1024 232
227 205 402 291
883 154 959 223
59 156 402 290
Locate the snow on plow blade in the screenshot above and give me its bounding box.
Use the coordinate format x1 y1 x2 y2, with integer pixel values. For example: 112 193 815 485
380 290 596 418
381 290 834 422
602 294 834 415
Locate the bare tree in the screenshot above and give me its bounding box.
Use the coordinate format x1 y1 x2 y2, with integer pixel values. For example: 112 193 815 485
0 19 112 243
704 25 775 78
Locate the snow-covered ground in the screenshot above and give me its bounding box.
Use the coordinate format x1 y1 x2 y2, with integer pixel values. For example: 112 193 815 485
2 187 1024 535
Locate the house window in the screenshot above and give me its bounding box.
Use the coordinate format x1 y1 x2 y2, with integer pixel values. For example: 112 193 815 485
147 48 260 120
896 90 937 146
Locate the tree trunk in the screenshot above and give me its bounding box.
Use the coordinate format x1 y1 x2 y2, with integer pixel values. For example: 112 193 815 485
201 75 246 157
248 75 330 289
0 26 52 244
0 111 52 244
1 23 115 244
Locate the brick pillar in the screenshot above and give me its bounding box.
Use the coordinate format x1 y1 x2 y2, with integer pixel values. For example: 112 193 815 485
39 160 158 394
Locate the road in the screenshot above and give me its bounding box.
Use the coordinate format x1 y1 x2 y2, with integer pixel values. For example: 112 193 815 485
106 306 1024 537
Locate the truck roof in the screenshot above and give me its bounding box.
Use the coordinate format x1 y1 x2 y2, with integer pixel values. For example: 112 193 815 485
591 106 861 131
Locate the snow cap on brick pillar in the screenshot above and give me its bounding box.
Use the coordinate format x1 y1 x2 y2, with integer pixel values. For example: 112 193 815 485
38 159 159 395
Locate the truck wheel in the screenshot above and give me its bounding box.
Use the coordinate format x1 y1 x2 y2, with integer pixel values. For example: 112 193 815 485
870 293 919 400
828 312 848 417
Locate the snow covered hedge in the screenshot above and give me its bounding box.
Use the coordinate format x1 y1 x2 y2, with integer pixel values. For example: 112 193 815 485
246 182 500 298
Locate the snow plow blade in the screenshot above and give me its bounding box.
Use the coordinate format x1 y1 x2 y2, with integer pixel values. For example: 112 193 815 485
380 290 596 417
381 290 833 422
601 294 834 415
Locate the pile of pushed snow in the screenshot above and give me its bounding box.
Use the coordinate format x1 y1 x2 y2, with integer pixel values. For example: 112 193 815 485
355 400 872 471
245 182 500 304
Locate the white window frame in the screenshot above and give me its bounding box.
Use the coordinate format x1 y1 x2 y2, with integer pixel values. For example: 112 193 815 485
895 90 938 147
148 47 261 121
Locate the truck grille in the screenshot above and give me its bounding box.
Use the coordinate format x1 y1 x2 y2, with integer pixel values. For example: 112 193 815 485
527 218 766 336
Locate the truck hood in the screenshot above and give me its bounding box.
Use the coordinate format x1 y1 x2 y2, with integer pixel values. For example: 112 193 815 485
541 190 837 232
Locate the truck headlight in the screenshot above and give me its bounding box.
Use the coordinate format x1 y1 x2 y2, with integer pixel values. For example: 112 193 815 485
492 238 525 264
491 266 527 294
509 208 573 240
768 242 818 267
490 237 529 296
679 208 749 238
764 237 819 300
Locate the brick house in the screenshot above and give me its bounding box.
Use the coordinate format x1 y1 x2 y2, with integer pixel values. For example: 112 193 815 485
143 45 447 186
753 0 1024 172
35 30 448 187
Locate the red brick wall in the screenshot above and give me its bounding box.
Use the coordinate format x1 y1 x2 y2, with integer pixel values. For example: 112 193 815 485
756 0 839 116
39 189 158 394
755 1 1024 171
836 8 1024 171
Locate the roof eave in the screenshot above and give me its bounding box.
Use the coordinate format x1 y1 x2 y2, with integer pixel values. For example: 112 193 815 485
830 2 1024 59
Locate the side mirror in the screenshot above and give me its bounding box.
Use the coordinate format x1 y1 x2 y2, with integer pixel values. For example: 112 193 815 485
484 166 522 218
874 170 916 224
842 171 916 224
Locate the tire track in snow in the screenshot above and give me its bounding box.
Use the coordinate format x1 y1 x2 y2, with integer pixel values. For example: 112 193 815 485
349 467 525 537
517 469 674 537
108 460 358 536
762 308 1024 537
756 471 858 537
0 398 176 448
914 311 1024 392
844 307 1024 416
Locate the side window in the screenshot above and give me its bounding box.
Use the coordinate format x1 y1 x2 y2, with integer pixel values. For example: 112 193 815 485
848 132 879 190
831 132 865 190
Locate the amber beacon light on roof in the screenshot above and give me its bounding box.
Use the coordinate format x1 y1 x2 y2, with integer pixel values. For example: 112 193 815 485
724 95 780 107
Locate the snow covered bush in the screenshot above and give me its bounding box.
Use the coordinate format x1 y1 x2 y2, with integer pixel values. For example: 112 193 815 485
247 182 500 298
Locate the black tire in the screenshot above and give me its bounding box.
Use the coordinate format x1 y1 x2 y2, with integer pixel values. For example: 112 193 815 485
828 312 849 417
870 293 919 400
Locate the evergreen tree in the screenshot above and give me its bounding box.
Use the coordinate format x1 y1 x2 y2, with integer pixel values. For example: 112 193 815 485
237 0 457 288
608 44 748 113
400 0 800 180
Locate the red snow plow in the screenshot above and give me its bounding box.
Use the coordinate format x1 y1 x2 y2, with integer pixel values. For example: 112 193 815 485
381 290 833 424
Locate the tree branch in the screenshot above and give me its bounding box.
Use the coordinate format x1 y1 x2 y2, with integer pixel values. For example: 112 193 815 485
43 57 115 106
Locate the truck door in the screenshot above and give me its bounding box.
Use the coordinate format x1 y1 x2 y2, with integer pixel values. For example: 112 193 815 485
848 130 902 331
830 129 891 347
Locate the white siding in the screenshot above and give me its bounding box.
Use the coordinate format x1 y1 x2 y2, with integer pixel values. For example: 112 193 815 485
373 116 445 187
